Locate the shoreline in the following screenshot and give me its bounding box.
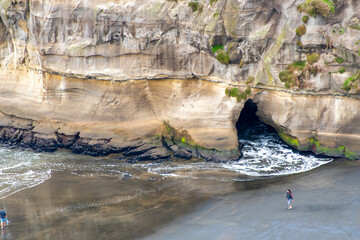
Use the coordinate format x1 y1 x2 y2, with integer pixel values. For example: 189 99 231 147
1 169 236 240
0 159 358 239
142 159 360 239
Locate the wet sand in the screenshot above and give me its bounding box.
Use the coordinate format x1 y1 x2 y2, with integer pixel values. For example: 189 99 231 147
0 169 236 240
1 160 360 239
142 160 360 240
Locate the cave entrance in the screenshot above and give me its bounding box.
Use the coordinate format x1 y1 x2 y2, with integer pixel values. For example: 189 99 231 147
234 99 333 177
236 99 277 139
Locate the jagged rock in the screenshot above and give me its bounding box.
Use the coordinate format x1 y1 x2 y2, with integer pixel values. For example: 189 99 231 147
123 144 156 157
70 138 114 156
135 147 171 161
173 149 193 160
56 133 79 149
33 136 58 152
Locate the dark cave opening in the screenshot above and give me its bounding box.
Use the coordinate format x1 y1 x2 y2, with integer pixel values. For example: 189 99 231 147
235 99 330 161
236 99 277 138
237 99 259 124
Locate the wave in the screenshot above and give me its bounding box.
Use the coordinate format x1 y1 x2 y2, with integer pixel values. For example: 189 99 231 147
136 122 333 180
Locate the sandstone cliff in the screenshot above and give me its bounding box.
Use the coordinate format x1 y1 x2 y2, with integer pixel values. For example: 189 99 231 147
0 0 359 161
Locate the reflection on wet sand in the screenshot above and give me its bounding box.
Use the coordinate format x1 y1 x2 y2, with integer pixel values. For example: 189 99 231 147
2 170 236 240
1 159 359 240
142 160 360 240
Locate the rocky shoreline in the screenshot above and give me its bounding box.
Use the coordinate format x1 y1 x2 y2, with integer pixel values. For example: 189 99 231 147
0 124 240 162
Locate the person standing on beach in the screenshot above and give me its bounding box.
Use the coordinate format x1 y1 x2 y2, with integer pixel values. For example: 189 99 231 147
286 189 294 209
0 208 7 229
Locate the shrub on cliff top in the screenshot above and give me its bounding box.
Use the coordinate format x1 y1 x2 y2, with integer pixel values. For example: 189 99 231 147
295 25 307 36
298 0 335 18
306 52 320 65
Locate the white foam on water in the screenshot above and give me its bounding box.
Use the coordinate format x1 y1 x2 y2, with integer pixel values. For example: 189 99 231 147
136 122 333 180
226 122 333 177
0 148 53 199
0 119 335 198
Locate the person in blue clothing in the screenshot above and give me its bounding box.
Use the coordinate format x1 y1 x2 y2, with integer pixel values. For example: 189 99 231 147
0 208 7 229
286 189 294 209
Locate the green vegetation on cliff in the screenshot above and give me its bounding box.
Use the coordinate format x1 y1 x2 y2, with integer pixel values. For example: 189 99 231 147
302 15 309 24
162 122 212 152
296 40 303 48
212 44 224 53
210 0 217 6
295 25 307 36
342 70 360 92
278 131 300 149
188 1 203 13
225 77 253 102
338 67 346 74
216 50 230 64
239 58 244 68
298 0 335 18
228 88 247 102
310 138 344 156
212 44 230 65
350 25 360 31
279 53 320 89
306 53 320 65
335 57 344 64
279 60 306 88
310 138 357 160
163 122 195 146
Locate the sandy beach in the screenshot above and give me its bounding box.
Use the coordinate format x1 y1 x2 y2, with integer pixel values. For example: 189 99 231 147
0 159 359 240
142 159 360 240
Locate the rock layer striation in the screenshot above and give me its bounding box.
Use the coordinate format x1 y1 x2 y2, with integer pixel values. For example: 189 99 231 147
0 0 359 161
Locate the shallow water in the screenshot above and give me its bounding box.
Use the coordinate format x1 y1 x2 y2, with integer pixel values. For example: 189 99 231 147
137 121 332 180
0 120 333 199
0 119 353 240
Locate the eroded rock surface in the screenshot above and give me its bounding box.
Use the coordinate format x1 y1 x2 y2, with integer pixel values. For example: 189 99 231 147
0 0 359 160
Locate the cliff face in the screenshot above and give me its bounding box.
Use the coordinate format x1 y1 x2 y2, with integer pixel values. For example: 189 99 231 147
0 0 359 161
